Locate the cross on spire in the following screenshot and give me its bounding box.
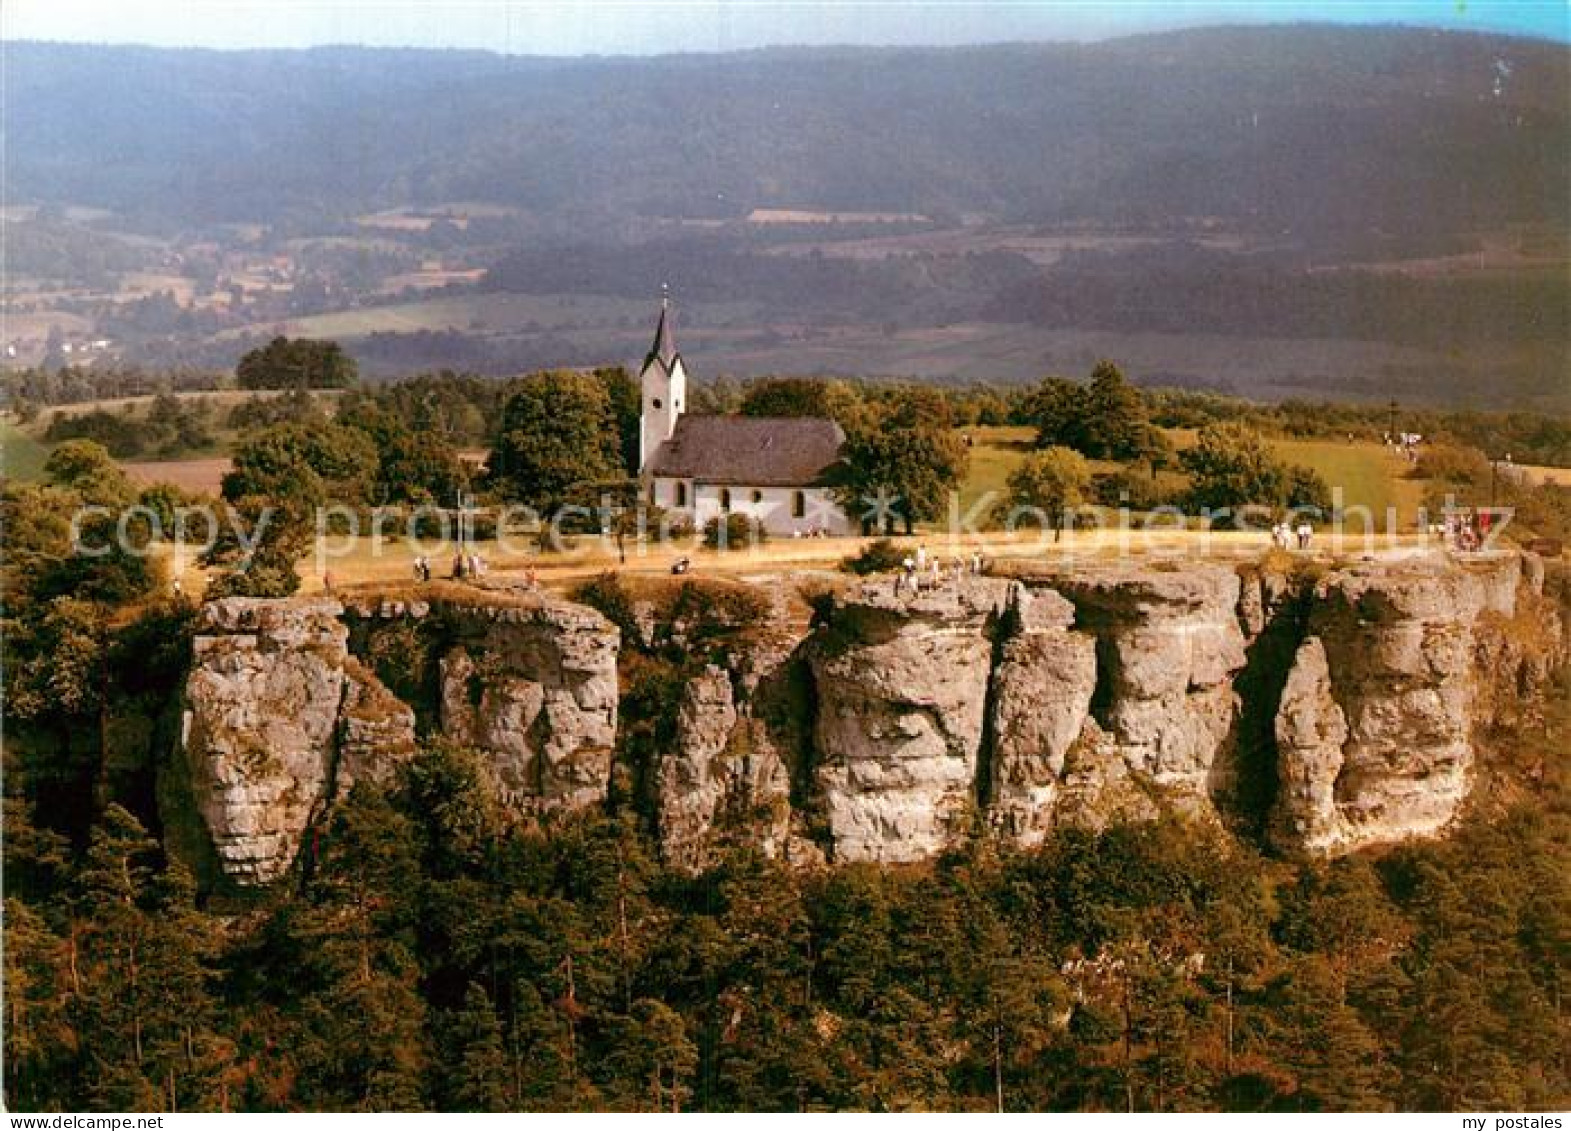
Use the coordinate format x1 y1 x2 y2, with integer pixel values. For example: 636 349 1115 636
647 288 678 369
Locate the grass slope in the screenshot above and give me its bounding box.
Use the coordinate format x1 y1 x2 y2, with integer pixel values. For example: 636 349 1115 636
1270 437 1425 523
957 427 1425 527
1 419 51 480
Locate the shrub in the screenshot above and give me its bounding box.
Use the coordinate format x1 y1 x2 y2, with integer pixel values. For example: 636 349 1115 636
841 538 906 575
669 579 771 637
573 572 638 640
702 513 767 551
43 409 145 458
1091 466 1174 511
1283 464 1333 514
204 550 300 599
1415 444 1490 485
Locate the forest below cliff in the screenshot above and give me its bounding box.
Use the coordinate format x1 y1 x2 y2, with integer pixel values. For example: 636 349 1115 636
5 660 1569 1111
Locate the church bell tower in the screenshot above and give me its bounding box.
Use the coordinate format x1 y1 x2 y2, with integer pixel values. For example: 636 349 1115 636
638 289 686 472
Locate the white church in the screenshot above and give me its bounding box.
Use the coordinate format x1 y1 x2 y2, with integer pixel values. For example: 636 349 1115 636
638 298 854 537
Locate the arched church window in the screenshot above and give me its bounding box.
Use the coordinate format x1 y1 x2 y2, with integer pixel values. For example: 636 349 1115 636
719 488 732 511
652 397 663 409
751 489 763 504
792 490 806 518
676 482 687 507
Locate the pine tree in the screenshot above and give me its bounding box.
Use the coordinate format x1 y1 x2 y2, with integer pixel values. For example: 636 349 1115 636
602 998 698 1111
3 898 75 1110
68 804 163 1110
138 862 237 1111
442 984 510 1111
288 788 430 1110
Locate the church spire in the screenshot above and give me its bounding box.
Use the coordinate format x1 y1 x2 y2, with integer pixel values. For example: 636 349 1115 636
638 287 686 474
647 285 677 370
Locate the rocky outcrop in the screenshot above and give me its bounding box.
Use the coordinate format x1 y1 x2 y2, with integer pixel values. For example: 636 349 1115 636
173 553 1564 886
1051 563 1248 805
1270 636 1348 851
987 585 1097 845
648 578 815 871
179 586 619 886
807 578 1011 862
179 598 355 885
655 663 797 870
431 598 619 813
1269 553 1559 855
337 658 418 791
658 665 742 869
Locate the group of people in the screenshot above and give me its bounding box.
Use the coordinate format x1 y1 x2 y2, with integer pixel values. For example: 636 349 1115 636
1433 510 1492 552
893 545 986 596
1384 430 1424 465
790 526 833 539
1270 520 1315 551
411 551 489 582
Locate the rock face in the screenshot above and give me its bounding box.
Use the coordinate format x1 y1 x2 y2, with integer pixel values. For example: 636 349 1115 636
981 563 1252 842
1271 636 1349 851
647 579 810 871
179 587 618 886
1052 563 1248 806
807 578 1011 862
1268 553 1553 856
657 665 742 870
180 598 357 884
173 553 1563 886
656 663 799 871
987 584 1097 845
337 658 418 791
433 599 619 813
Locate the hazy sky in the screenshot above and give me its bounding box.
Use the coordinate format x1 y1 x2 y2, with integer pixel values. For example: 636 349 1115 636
5 0 1567 54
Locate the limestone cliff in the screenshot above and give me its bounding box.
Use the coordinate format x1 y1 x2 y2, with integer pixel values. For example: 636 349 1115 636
1270 554 1565 855
176 585 619 887
426 599 619 813
1031 562 1249 829
177 597 412 885
636 577 806 872
987 584 1096 846
806 577 1011 862
172 553 1564 887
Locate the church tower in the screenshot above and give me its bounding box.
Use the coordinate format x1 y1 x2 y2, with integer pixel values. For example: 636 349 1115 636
638 292 687 472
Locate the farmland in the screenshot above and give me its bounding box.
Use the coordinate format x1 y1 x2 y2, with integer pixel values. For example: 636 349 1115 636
121 458 231 496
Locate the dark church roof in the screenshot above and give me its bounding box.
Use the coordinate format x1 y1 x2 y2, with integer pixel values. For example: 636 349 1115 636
645 302 679 372
648 414 846 487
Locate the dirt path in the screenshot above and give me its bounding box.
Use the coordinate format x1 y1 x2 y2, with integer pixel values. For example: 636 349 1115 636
155 525 1438 602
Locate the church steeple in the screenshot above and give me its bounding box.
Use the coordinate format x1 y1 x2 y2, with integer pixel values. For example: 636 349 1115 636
646 285 678 371
638 289 687 473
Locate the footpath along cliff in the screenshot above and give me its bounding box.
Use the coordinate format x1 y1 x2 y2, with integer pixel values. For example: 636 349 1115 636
168 553 1567 887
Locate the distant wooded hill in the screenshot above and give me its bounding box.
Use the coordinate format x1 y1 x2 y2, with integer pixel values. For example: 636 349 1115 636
9 26 1568 244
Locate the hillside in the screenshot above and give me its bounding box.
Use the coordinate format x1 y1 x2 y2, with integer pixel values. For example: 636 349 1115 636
5 27 1568 404
10 28 1568 242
